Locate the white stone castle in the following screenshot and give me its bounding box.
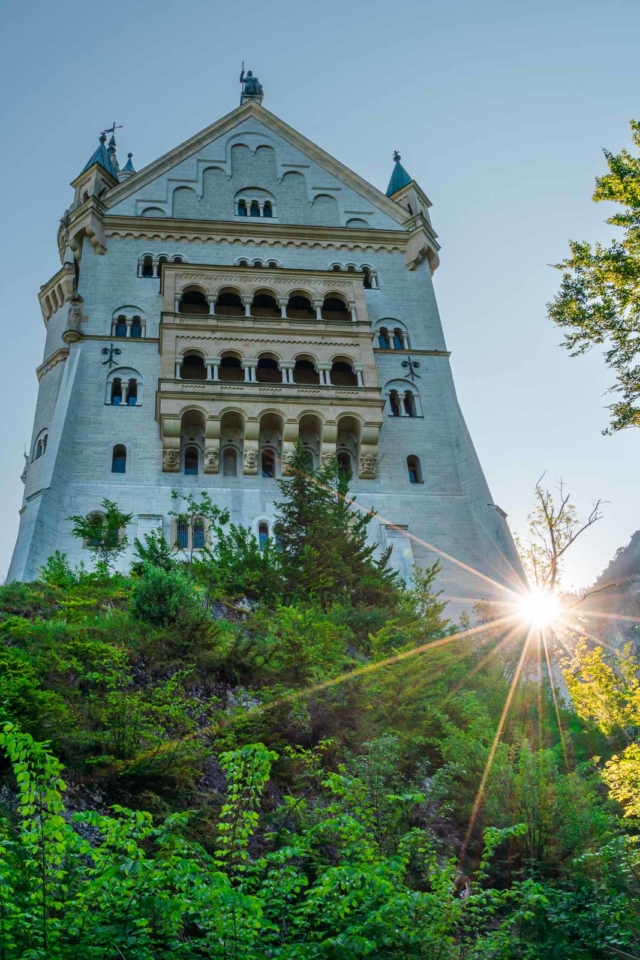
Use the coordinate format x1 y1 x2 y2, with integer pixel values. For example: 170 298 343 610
9 73 522 601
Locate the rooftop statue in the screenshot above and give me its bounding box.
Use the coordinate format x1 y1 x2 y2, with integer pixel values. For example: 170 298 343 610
240 66 263 98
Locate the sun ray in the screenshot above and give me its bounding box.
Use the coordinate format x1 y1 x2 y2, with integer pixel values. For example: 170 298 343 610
447 622 525 697
461 627 534 857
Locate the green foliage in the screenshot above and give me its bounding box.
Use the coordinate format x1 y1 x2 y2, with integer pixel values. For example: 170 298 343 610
132 528 177 574
169 489 229 564
274 441 402 609
193 521 285 603
66 498 133 571
131 562 202 627
548 118 640 433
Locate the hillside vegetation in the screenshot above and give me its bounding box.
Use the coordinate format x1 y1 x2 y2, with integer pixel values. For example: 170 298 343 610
0 446 638 959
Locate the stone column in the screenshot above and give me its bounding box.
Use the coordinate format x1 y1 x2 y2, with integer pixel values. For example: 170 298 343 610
211 357 221 381
321 421 338 464
244 360 258 382
242 295 252 317
208 295 217 316
278 297 288 318
120 382 128 405
317 362 332 386
280 360 294 384
205 358 214 381
141 321 147 338
349 301 357 323
174 295 180 313
314 299 323 321
354 363 364 387
125 319 132 337
175 357 183 380
402 331 409 350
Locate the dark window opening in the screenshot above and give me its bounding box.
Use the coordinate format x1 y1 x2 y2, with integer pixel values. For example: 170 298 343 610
330 361 358 387
131 317 142 338
337 451 352 476
407 455 423 484
256 357 282 383
127 379 138 405
389 390 401 417
261 449 276 478
141 256 154 278
250 200 260 217
219 355 243 382
112 444 126 474
293 359 319 385
252 294 280 318
193 520 205 549
258 521 269 549
322 297 349 321
223 448 238 476
111 378 122 405
216 292 244 317
378 328 390 349
179 290 209 315
287 295 315 320
393 329 404 350
238 200 248 216
176 521 188 549
184 446 199 475
263 202 273 217
115 316 127 338
181 354 206 380
403 391 416 417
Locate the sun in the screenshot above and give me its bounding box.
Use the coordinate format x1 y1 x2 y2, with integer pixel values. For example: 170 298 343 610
519 589 560 628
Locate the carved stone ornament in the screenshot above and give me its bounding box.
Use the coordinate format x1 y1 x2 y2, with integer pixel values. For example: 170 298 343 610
281 451 296 474
204 448 219 471
243 449 258 469
163 449 179 470
359 453 377 478
321 453 337 466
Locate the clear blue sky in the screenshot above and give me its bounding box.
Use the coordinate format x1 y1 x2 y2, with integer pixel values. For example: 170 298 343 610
0 0 638 588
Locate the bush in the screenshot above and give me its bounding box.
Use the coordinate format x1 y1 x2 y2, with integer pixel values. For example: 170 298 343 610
131 564 202 627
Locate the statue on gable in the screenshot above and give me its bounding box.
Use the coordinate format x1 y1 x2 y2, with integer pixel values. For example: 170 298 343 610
240 66 263 98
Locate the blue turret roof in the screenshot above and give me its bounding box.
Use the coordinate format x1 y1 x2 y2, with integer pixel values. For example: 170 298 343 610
386 151 412 197
122 152 136 173
81 133 118 178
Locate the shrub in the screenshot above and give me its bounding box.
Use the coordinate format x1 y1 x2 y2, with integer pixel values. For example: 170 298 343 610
131 563 202 627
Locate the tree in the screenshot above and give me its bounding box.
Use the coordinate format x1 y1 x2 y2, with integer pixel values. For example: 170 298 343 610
515 476 603 592
169 490 229 566
548 119 640 434
274 441 402 608
66 498 132 572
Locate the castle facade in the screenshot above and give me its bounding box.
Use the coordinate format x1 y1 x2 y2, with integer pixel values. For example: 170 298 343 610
9 78 522 602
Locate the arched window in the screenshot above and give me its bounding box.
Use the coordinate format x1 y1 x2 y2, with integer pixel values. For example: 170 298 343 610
111 444 126 474
263 201 273 218
267 259 278 268
403 390 417 417
115 315 127 338
331 264 342 272
389 390 401 417
261 449 276 478
216 291 244 317
173 256 184 263
237 199 248 216
193 520 205 549
378 328 390 349
322 297 349 320
256 357 282 383
330 360 358 387
250 200 260 217
293 358 319 385
336 451 352 476
111 378 122 405
219 355 243 382
131 316 142 338
127 379 138 405
258 521 269 549
181 354 206 381
156 256 168 278
287 295 315 320
33 431 48 461
407 456 423 484
184 446 199 476
176 521 188 549
179 289 209 315
223 447 238 477
393 328 404 350
141 256 154 278
252 293 280 318
237 258 249 267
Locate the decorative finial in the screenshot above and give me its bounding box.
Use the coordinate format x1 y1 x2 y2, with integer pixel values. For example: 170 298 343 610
393 150 401 162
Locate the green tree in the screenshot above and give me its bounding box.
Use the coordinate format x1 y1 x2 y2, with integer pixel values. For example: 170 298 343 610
274 441 401 608
548 119 640 433
66 498 132 572
169 490 229 566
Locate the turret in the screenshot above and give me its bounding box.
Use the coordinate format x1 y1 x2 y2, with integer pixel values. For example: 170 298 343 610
386 151 433 225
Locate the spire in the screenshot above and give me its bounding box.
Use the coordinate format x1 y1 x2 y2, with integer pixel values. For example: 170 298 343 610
81 132 119 179
118 152 136 182
386 150 412 197
107 131 120 175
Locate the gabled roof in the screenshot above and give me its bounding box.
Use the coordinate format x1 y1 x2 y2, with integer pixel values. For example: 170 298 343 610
386 151 412 197
81 133 119 179
103 100 409 227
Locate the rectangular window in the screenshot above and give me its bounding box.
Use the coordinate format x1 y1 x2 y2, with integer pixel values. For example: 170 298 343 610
176 521 188 549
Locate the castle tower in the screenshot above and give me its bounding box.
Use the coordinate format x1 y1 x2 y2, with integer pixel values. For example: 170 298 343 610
9 77 524 604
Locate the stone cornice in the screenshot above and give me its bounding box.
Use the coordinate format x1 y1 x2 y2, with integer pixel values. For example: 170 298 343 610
36 348 69 380
102 100 409 228
104 215 406 253
163 315 367 336
374 348 451 357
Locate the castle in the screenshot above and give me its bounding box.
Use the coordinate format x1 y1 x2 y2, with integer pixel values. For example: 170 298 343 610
9 74 523 602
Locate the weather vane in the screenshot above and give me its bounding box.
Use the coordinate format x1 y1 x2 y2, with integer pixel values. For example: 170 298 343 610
102 122 123 139
401 357 421 379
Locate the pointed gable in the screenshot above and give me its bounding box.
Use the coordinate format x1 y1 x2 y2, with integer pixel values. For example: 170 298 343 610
105 101 408 230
